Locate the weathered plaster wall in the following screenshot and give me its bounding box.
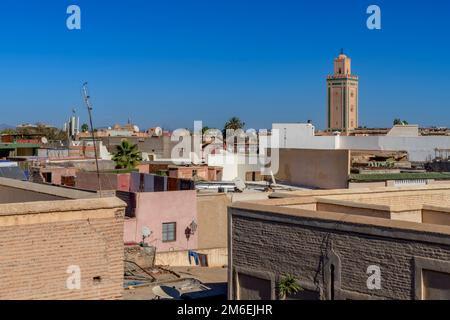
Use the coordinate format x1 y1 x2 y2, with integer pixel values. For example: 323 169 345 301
276 149 350 189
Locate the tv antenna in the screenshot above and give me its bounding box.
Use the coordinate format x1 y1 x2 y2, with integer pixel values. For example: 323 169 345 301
82 82 103 196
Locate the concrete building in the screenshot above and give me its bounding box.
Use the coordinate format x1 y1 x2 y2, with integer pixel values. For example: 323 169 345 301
151 190 274 268
207 152 266 182
327 51 359 132
275 148 450 189
273 123 450 162
0 177 126 300
74 170 131 191
0 135 40 158
228 185 450 300
124 190 198 252
90 133 178 160
276 148 351 189
137 161 223 181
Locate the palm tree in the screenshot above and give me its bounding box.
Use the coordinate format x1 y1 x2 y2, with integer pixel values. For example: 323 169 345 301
201 126 210 135
393 118 408 126
277 274 303 300
81 123 89 132
223 116 245 136
112 140 142 169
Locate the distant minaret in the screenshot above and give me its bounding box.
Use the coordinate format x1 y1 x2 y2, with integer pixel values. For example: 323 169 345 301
326 50 359 132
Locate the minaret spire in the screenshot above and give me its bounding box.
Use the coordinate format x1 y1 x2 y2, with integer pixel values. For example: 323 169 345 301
326 52 359 132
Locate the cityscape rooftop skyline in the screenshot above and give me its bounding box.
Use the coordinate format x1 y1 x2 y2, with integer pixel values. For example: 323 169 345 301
0 1 449 131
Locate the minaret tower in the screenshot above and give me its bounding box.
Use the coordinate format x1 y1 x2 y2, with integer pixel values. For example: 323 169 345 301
326 49 359 132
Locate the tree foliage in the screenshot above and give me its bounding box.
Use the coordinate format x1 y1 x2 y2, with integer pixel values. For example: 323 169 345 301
393 118 408 126
2 124 67 141
223 116 245 136
112 139 142 169
81 123 89 132
277 274 303 299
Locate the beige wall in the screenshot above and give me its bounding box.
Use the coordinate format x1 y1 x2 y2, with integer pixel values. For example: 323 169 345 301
390 210 422 223
155 247 227 267
197 193 230 249
422 208 450 226
316 201 391 219
0 197 125 300
349 181 386 189
276 149 350 189
0 185 66 203
0 178 97 204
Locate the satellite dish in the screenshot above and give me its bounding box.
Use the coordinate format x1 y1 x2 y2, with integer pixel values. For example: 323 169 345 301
152 285 180 300
153 127 163 137
41 137 48 144
233 177 246 192
142 226 152 238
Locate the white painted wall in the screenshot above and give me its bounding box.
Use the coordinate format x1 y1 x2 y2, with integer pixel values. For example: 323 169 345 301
337 136 450 161
207 152 266 181
272 123 450 162
272 123 337 149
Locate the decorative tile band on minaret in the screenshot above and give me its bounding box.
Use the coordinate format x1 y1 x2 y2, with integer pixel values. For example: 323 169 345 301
326 51 359 132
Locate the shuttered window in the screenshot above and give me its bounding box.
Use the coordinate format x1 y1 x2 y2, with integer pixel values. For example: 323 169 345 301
162 222 176 242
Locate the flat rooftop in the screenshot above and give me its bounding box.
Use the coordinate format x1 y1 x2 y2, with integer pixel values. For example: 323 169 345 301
0 177 99 204
232 184 450 234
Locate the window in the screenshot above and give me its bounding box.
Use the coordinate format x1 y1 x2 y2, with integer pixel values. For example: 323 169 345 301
162 222 176 242
238 273 272 300
422 270 450 299
43 172 52 183
330 264 335 300
286 289 320 300
414 256 450 300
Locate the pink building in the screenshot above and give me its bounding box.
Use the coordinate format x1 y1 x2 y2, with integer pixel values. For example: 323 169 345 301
124 190 198 252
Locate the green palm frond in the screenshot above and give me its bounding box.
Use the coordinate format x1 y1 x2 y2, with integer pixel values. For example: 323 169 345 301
277 274 303 298
112 139 142 169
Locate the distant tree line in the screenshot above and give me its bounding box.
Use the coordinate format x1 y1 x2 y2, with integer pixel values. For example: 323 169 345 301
0 123 67 141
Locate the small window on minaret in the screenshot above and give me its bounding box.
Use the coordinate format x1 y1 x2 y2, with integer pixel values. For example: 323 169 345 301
339 68 342 74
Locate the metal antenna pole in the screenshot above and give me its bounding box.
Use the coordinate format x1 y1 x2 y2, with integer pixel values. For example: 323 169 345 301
82 82 103 197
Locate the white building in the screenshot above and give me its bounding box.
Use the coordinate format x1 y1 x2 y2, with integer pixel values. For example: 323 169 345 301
272 123 450 162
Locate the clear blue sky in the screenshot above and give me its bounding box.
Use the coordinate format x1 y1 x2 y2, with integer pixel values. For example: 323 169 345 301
0 0 449 130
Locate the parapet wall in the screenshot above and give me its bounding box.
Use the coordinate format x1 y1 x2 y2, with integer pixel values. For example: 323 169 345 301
229 203 450 300
0 197 126 300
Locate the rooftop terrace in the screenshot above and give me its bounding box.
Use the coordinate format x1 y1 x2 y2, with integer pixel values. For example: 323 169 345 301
0 177 99 204
236 184 450 228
